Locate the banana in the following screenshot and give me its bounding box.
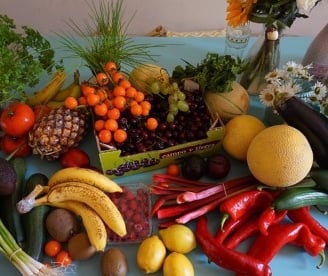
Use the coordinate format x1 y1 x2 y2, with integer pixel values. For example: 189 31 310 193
47 201 107 251
45 181 127 237
46 100 65 109
26 70 67 106
48 167 122 193
53 70 82 101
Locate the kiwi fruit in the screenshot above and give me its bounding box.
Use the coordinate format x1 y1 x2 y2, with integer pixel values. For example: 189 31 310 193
101 247 128 276
45 208 80 242
68 232 96 261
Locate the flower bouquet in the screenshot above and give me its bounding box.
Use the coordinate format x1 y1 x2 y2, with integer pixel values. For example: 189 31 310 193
226 0 324 95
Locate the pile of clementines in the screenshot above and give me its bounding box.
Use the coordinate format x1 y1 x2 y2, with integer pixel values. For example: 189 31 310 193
64 61 158 145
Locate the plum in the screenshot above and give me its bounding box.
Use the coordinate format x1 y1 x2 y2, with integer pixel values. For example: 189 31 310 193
181 154 206 180
206 154 231 179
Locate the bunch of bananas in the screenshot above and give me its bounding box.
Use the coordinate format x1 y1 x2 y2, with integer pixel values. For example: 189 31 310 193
17 167 126 251
26 70 81 108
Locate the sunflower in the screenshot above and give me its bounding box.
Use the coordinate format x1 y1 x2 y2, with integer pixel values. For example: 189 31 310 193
226 0 257 27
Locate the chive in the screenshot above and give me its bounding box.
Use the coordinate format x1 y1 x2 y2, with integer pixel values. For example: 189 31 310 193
56 0 162 75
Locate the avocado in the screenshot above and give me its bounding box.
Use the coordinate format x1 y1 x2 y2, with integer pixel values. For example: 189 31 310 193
0 157 17 195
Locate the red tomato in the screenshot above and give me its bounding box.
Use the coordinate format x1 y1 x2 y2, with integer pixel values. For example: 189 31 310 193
60 148 91 168
44 240 62 257
0 102 35 137
0 134 32 157
55 250 72 267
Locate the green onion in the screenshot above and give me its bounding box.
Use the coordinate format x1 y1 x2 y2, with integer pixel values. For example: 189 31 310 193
0 218 67 276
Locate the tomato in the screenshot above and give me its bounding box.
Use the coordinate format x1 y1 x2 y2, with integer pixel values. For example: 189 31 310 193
55 250 72 267
0 102 35 137
44 240 62 257
60 147 91 168
0 134 32 157
166 163 180 177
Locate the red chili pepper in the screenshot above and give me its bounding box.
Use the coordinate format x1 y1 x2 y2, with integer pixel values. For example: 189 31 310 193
258 207 288 236
288 206 328 245
219 190 274 224
196 215 272 276
224 215 260 250
246 222 326 265
225 209 287 249
214 212 253 244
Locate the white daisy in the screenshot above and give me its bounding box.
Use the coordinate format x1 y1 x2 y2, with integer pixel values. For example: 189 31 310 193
311 81 327 101
259 86 275 107
260 61 328 117
280 82 299 96
265 69 283 83
284 61 298 71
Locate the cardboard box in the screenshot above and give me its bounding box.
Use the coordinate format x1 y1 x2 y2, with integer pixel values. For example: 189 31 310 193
96 124 225 179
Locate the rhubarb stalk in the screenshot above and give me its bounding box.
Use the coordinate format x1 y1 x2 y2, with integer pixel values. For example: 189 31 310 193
150 174 260 227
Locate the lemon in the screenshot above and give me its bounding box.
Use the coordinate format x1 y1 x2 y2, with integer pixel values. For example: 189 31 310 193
247 124 313 187
163 252 194 276
159 224 196 254
136 235 166 274
222 114 266 161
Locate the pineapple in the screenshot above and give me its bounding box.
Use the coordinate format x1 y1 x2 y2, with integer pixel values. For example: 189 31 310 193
28 106 89 160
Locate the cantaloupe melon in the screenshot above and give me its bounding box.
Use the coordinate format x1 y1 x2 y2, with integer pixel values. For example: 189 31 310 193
246 124 313 187
204 81 250 122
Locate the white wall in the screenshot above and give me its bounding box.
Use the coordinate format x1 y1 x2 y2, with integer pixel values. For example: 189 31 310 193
1 0 327 37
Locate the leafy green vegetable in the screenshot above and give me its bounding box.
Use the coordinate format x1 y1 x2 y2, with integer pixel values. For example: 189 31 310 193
0 15 62 106
172 53 247 93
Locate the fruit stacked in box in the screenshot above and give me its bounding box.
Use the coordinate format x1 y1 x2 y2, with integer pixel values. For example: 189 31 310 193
82 62 225 178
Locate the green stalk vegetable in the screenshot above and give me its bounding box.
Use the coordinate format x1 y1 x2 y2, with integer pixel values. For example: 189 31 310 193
57 0 160 75
0 218 66 276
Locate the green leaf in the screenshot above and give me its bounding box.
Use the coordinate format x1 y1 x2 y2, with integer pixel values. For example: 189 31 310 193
172 53 247 92
0 14 61 106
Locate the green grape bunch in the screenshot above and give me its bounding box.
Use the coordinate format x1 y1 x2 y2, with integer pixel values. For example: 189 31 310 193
150 80 190 122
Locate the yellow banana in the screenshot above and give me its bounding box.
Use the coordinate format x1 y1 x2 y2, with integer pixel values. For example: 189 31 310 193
26 70 67 106
46 100 65 109
46 181 127 237
48 167 122 193
53 70 82 101
47 201 107 251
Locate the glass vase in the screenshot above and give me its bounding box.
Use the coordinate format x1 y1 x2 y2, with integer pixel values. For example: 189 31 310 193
240 26 281 95
224 22 251 59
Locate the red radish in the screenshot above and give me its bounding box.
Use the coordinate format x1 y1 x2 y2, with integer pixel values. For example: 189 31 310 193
60 148 90 168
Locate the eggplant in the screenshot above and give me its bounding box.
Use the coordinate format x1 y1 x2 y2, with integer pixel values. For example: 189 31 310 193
275 96 328 168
